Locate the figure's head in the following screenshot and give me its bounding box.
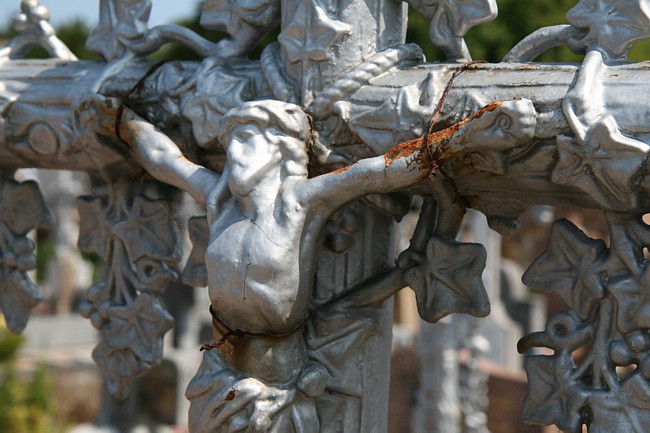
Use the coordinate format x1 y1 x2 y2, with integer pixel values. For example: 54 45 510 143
219 101 310 187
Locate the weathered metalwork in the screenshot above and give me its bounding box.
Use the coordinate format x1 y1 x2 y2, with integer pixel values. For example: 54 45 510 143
3 0 650 431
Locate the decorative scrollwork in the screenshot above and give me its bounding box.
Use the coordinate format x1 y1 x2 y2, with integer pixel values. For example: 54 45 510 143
519 212 650 432
77 180 181 399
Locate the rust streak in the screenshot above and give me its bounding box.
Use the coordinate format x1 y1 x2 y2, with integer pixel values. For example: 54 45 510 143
330 164 352 174
383 100 506 169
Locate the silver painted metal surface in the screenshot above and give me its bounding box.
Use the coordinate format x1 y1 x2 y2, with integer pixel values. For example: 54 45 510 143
2 0 650 431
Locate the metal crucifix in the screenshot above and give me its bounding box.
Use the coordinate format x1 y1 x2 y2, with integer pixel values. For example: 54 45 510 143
3 0 650 431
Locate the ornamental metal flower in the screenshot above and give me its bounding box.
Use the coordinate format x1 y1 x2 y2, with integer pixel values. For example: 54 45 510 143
567 0 650 60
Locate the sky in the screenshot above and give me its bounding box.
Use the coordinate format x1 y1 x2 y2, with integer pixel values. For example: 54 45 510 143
0 0 200 28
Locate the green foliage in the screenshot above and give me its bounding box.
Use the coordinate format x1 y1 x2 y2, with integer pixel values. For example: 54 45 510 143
407 0 580 63
0 324 56 433
466 0 580 62
149 3 279 60
5 1 647 63
0 325 24 363
35 234 54 283
407 0 650 63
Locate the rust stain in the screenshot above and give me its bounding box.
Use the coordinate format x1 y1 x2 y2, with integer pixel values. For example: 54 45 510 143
383 100 505 170
384 136 426 166
330 164 352 174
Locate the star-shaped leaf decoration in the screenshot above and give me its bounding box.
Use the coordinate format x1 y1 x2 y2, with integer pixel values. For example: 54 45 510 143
77 195 112 260
405 235 490 323
112 195 182 264
278 1 351 64
180 67 256 148
0 180 55 236
93 292 173 399
522 219 608 320
93 339 149 400
608 274 650 334
201 0 280 34
85 0 152 61
552 118 649 211
605 211 650 276
103 293 174 365
567 0 650 60
0 270 43 334
596 372 650 431
182 216 209 287
417 0 497 35
349 75 439 154
522 354 587 432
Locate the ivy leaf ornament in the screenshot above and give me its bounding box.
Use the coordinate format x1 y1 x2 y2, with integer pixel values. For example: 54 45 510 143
93 340 149 400
278 1 351 64
521 354 587 432
104 293 174 364
404 235 490 323
112 195 182 264
552 120 649 211
0 180 55 235
0 270 43 334
85 0 152 61
608 275 650 334
566 0 650 60
523 219 608 320
0 180 53 334
201 0 280 34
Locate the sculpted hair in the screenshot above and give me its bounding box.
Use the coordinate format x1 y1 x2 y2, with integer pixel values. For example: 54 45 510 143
219 100 310 176
219 100 309 143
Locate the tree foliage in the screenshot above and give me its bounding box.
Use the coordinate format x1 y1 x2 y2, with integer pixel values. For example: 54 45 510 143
0 323 56 433
4 1 650 62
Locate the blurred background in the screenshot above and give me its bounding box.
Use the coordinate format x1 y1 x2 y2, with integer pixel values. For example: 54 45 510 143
0 1 636 432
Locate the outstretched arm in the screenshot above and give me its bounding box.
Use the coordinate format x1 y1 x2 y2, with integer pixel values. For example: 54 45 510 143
80 95 220 206
299 98 536 209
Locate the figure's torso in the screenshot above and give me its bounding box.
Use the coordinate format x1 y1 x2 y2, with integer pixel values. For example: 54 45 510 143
205 192 309 334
